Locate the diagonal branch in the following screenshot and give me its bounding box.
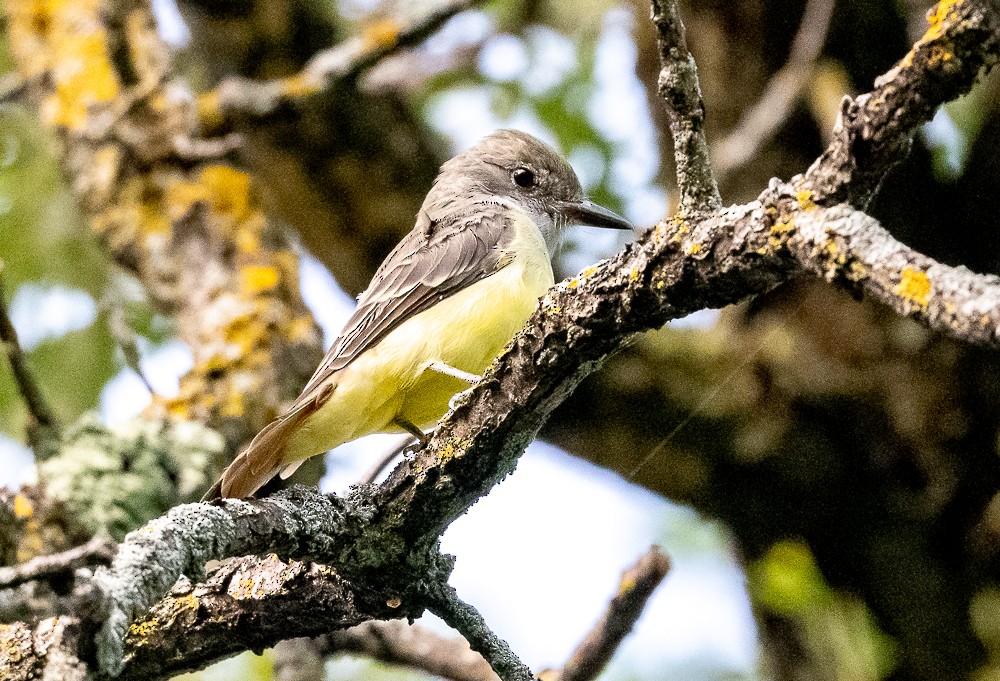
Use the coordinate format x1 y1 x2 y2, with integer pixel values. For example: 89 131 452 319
0 261 59 456
651 0 722 213
799 0 1000 206
427 583 536 681
553 546 671 681
713 0 837 179
202 0 479 126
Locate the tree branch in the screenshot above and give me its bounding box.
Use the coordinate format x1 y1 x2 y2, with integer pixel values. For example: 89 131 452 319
713 0 837 180
3 1 1000 679
799 0 1000 206
427 583 536 681
0 537 115 590
318 620 501 681
550 546 671 681
651 0 722 213
0 261 59 456
4 0 325 451
202 0 479 125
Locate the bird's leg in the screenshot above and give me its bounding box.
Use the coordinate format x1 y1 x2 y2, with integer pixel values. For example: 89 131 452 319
427 361 482 384
427 362 483 410
393 417 430 446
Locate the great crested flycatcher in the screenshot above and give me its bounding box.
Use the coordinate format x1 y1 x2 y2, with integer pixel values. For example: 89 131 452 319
204 129 632 500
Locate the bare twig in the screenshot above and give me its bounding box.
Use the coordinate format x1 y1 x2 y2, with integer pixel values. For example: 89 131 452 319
0 72 26 105
549 546 671 681
273 638 325 681
651 0 721 213
358 435 416 485
0 262 59 455
713 0 837 179
0 537 116 590
428 583 536 681
319 620 501 681
205 0 478 123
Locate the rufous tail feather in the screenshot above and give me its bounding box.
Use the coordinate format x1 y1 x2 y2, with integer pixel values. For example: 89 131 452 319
201 406 313 501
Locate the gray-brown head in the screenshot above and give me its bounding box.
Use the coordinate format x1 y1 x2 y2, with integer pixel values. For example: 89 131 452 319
422 129 632 253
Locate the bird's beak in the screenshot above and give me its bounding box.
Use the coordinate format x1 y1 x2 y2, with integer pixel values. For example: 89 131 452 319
558 198 634 232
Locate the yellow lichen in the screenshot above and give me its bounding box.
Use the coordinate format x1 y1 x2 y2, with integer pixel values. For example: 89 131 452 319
898 0 960 68
12 494 33 519
895 267 931 308
200 165 253 224
237 229 261 254
685 243 702 255
45 32 119 129
128 617 158 642
241 265 280 294
287 315 319 343
363 18 400 50
281 73 321 99
197 90 224 130
566 278 580 289
629 266 640 282
617 575 636 595
579 264 599 279
924 0 962 42
795 189 817 211
768 218 796 251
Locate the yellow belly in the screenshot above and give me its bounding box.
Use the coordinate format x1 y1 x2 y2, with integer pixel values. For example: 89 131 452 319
285 216 554 462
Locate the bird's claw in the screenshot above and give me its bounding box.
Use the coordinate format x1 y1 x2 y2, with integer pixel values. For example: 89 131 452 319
449 386 475 411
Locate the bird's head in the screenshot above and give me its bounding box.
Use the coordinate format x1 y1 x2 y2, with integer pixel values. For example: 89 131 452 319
424 129 633 254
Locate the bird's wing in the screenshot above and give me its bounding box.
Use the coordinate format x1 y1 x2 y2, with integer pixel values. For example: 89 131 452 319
201 207 518 501
299 206 514 398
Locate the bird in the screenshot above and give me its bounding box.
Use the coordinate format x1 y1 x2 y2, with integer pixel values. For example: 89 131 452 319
203 129 632 500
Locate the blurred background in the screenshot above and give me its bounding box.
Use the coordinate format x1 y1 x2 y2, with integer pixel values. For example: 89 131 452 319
1 0 999 679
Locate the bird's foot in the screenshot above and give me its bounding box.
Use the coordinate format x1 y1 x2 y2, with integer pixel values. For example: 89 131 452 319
448 386 476 411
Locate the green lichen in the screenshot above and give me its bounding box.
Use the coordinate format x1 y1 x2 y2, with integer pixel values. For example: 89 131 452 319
38 413 226 540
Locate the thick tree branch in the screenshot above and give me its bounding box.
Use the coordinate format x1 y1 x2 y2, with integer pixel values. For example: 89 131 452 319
651 0 721 213
202 0 479 126
4 0 324 450
799 0 1000 206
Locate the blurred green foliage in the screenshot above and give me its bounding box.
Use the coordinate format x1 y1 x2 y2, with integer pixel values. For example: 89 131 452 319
0 106 117 439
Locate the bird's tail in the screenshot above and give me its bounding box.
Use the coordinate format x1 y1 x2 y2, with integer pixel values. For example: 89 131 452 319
201 406 312 501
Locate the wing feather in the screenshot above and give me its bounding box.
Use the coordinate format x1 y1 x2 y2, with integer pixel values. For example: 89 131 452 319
299 208 512 397
201 206 516 500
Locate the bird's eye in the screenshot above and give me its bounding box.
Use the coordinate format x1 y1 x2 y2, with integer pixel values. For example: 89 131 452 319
512 167 536 188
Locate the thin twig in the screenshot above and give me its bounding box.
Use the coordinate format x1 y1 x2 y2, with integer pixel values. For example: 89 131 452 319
358 435 416 485
0 72 26 105
651 0 721 214
208 0 478 122
0 536 116 590
273 638 325 681
0 262 59 455
318 620 500 681
713 0 837 179
427 583 536 681
551 546 671 681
